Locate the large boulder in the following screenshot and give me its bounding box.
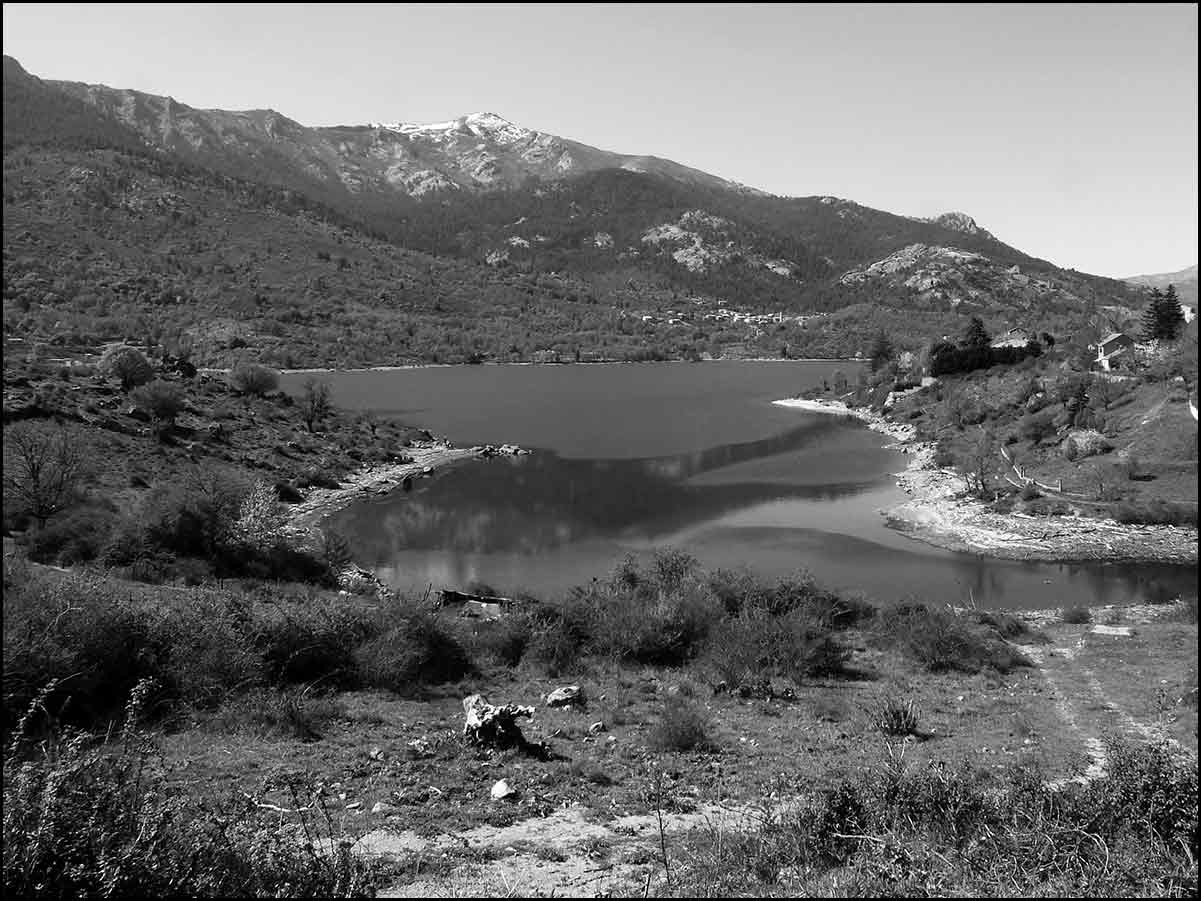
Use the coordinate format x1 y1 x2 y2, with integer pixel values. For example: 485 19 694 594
545 685 585 708
462 694 534 749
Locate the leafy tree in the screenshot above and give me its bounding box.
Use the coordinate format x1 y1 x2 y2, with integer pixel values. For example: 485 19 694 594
299 378 333 433
130 380 186 439
2 421 89 529
962 316 991 350
100 345 154 391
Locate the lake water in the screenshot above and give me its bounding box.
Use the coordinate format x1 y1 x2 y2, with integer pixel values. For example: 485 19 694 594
283 362 1197 610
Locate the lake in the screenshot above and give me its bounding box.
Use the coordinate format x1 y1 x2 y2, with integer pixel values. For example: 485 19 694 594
283 362 1197 610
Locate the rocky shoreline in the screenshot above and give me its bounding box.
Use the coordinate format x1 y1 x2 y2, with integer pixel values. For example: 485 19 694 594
773 397 1199 566
284 443 495 548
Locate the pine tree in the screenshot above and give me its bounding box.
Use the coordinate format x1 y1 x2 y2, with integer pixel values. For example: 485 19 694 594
1141 288 1164 341
1161 284 1185 340
1142 285 1186 341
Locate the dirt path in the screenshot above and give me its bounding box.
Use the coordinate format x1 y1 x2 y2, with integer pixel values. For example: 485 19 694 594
1014 606 1197 788
355 800 763 897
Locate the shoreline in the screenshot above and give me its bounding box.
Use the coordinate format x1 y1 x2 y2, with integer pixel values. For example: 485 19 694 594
773 397 1199 566
282 443 484 550
197 358 861 377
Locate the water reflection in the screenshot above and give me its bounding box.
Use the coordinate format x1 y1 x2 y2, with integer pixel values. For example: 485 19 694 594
325 393 1197 610
332 417 886 559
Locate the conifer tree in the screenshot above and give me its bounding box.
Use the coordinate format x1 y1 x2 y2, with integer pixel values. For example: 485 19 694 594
1140 288 1163 341
1161 284 1185 340
1142 285 1186 341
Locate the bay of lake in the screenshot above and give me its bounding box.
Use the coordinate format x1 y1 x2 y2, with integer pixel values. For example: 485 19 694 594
282 362 1196 610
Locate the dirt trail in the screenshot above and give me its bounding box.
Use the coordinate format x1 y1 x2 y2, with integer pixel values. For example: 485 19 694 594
1014 606 1196 788
357 800 763 897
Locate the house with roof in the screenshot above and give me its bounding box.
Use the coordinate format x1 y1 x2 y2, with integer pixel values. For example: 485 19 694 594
1094 331 1135 371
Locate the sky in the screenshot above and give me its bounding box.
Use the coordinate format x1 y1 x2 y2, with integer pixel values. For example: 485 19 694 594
3 3 1196 278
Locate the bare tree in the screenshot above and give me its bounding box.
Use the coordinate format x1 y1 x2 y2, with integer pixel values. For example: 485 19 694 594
2 421 89 528
964 426 995 499
299 378 332 432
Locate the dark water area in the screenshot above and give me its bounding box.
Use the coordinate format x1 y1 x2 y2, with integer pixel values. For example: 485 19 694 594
284 363 1197 610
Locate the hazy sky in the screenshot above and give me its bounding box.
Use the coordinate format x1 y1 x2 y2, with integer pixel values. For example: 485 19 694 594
3 3 1196 278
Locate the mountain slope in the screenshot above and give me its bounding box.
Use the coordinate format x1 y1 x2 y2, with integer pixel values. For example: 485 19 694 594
1123 264 1197 306
41 67 758 200
0 56 1157 364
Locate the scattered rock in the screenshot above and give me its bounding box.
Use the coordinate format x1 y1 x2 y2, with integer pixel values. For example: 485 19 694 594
462 694 535 749
490 779 519 802
546 685 585 708
368 746 385 761
370 801 395 815
406 737 435 758
588 721 607 735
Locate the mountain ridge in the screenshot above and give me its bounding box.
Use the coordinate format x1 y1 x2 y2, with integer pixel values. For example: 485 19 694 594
1 55 1157 367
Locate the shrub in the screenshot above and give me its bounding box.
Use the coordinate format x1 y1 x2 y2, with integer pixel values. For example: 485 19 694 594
274 480 304 503
648 701 717 753
1113 500 1198 526
872 695 921 736
3 684 375 898
1066 429 1109 458
256 602 375 689
139 464 251 567
353 612 472 694
3 575 164 733
876 605 1028 674
1019 409 1057 444
229 362 280 397
209 687 345 742
1061 605 1093 624
1019 483 1040 501
22 506 114 565
703 610 848 692
470 614 534 668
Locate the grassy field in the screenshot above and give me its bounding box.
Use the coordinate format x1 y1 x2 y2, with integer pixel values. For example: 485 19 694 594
4 551 1195 897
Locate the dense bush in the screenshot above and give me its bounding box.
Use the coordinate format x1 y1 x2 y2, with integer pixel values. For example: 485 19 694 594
1019 409 1058 444
23 505 116 565
353 612 472 694
648 701 717 753
229 362 280 396
1113 499 1198 526
875 604 1029 674
3 683 375 898
928 340 1042 377
703 609 850 692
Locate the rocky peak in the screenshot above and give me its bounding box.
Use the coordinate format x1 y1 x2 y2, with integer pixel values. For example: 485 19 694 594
931 211 982 235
